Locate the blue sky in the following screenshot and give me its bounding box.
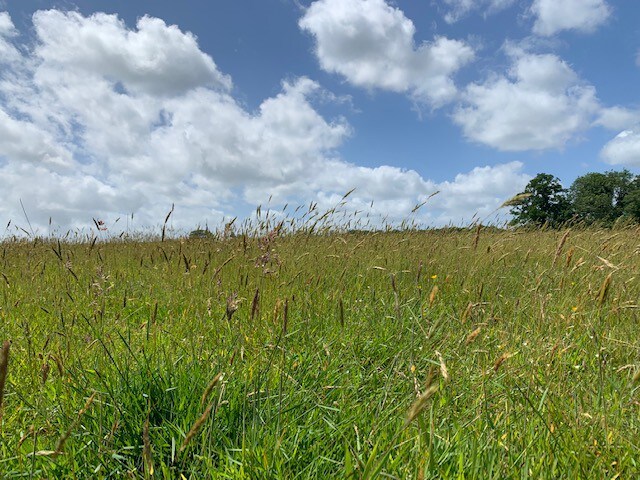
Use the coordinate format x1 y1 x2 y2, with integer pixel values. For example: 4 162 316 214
0 0 638 234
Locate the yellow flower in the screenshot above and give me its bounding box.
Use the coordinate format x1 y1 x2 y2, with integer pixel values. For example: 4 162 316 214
571 306 578 312
431 274 437 279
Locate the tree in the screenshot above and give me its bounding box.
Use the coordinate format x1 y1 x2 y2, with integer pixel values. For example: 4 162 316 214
510 173 571 227
622 176 640 221
569 170 636 225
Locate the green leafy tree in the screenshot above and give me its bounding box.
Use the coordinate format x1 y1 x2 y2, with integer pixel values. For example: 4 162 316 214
510 173 571 227
569 170 636 225
622 176 640 221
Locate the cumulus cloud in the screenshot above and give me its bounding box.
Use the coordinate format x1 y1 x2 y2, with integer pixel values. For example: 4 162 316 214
600 128 640 167
32 10 231 96
299 0 474 106
531 0 611 36
0 9 520 234
429 161 530 224
453 48 600 151
441 0 516 24
594 106 640 131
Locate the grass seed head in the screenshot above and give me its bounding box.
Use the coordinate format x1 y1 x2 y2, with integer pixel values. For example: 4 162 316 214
180 402 215 453
597 273 613 307
465 327 482 345
201 372 224 407
493 352 513 372
0 340 10 423
435 351 449 383
429 285 439 308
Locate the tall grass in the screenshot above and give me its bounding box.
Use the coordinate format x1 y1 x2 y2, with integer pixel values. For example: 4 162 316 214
0 213 638 478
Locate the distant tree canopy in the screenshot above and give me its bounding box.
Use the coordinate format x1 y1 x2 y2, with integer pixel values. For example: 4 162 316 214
509 173 571 227
510 169 640 227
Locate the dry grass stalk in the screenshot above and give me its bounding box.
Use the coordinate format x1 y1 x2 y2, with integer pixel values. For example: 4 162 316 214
465 327 482 345
472 224 482 250
406 367 439 425
428 285 439 308
552 230 571 267
461 302 473 323
283 299 289 334
226 292 239 322
500 192 532 208
633 368 640 383
597 273 613 307
390 274 397 293
53 391 97 456
41 361 50 384
143 403 154 476
201 372 224 407
435 351 449 383
493 352 513 372
52 353 64 377
180 402 215 453
565 246 575 267
250 288 260 321
0 340 10 424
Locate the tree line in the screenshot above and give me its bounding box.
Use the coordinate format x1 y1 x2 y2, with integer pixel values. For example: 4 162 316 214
510 170 640 227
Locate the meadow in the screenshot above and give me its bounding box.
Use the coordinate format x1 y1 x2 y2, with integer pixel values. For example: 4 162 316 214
0 220 639 478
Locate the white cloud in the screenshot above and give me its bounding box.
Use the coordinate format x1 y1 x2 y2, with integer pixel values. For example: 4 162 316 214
428 162 531 224
441 0 515 24
299 0 474 106
594 106 640 131
32 10 231 96
0 11 21 64
531 0 611 36
0 9 518 234
0 11 14 36
600 128 640 167
453 48 600 151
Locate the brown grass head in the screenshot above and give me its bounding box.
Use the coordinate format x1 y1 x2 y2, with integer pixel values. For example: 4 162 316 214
597 272 613 307
428 285 439 308
493 352 513 372
201 372 224 407
465 327 482 345
552 229 571 267
0 340 10 425
406 367 439 425
180 402 215 453
435 351 450 383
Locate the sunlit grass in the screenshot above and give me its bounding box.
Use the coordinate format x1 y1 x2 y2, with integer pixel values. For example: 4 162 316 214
0 218 639 478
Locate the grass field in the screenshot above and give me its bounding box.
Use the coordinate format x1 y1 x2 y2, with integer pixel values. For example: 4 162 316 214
0 223 639 478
